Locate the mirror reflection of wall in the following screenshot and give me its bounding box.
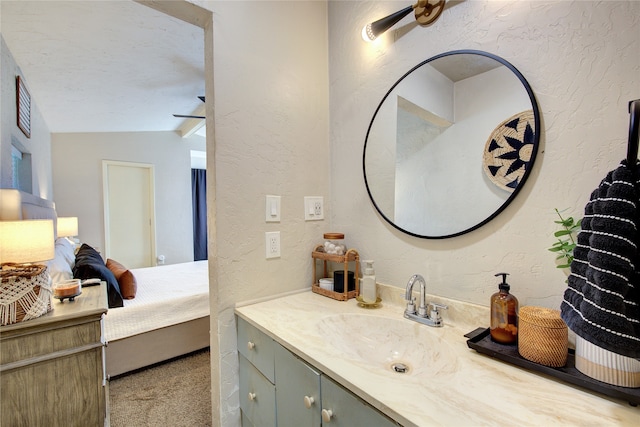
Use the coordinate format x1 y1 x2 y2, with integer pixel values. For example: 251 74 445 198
395 99 452 235
364 50 540 238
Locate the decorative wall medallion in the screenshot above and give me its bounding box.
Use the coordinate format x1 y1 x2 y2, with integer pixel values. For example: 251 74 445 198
16 76 31 138
482 110 535 192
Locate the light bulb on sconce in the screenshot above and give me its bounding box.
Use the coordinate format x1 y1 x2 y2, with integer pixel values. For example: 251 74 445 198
361 0 446 42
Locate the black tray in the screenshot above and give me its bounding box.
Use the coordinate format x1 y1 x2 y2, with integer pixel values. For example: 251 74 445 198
465 327 639 406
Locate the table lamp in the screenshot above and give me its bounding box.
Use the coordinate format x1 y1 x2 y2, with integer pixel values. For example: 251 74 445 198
0 219 55 325
57 216 79 246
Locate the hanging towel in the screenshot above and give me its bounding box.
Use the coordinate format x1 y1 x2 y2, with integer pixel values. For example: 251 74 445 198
561 160 640 359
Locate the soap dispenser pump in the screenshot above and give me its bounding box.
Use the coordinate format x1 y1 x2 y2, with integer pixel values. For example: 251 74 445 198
490 272 519 344
360 260 377 303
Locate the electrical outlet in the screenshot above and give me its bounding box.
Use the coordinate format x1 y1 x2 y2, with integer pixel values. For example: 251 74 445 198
265 231 281 259
304 196 324 221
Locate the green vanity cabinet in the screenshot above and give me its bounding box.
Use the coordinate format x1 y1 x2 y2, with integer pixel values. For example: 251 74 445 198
274 343 322 426
237 315 401 427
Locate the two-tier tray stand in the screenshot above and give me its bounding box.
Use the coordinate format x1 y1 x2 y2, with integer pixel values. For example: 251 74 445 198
311 245 359 301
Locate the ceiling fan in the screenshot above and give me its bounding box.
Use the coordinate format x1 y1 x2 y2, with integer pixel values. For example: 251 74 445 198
173 96 205 119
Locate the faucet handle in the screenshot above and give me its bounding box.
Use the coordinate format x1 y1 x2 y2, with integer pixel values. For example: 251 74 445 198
405 296 416 315
429 302 448 322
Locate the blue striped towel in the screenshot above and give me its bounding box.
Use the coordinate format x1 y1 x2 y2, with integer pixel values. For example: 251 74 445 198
561 160 640 359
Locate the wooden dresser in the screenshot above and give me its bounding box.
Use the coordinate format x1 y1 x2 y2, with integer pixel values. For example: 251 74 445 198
0 283 108 427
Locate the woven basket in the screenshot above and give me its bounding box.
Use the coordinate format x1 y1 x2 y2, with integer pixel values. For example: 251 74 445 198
518 306 568 367
482 110 535 192
0 263 52 326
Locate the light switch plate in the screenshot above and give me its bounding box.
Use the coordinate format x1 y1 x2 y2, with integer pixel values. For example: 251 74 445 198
266 195 281 222
304 196 324 221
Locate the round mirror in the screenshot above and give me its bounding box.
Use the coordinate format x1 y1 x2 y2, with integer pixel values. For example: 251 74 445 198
363 50 540 239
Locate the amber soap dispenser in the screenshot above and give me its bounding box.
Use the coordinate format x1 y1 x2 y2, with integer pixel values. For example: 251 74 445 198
490 272 519 344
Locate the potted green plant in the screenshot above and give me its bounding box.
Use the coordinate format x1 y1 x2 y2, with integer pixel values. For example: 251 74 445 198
548 208 582 271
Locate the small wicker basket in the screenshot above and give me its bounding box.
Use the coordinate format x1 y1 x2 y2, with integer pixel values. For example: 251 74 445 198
0 263 52 326
518 306 568 367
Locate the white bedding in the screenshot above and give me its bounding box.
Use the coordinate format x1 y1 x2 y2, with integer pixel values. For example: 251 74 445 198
104 260 209 342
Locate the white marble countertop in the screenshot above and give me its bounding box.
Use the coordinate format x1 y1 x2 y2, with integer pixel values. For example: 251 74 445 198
235 287 639 426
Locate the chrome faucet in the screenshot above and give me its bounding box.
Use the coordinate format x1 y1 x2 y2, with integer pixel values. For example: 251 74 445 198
404 274 448 327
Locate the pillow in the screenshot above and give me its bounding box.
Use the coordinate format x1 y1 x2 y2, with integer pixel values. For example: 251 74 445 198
106 258 137 299
47 238 77 283
55 237 76 268
73 244 123 308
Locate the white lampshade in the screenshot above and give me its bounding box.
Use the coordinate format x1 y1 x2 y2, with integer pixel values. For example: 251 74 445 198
57 216 78 238
0 220 55 264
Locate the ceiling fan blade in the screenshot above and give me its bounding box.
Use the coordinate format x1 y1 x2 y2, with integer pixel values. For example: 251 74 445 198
173 114 205 119
173 96 205 119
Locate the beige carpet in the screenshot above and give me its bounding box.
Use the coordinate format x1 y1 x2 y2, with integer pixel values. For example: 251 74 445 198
109 349 212 427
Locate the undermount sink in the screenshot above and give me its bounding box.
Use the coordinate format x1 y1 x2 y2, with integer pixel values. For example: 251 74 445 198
316 313 457 377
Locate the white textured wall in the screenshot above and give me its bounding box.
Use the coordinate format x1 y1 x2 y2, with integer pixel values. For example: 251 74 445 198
329 1 639 308
51 131 205 265
209 1 329 424
1 35 52 199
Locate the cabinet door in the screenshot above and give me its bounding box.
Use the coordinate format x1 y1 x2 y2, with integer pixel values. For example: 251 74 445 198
320 376 400 427
239 354 276 427
241 411 256 427
275 344 321 427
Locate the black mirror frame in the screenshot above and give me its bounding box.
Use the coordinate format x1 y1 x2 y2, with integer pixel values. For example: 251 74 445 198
362 49 541 239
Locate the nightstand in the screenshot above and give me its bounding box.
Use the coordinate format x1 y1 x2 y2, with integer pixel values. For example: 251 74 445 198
0 282 108 426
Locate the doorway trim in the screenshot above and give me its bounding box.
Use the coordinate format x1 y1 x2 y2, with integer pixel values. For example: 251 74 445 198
132 0 219 425
134 0 219 422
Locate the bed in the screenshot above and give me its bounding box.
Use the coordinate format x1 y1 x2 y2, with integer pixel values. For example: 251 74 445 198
104 260 210 377
0 189 211 378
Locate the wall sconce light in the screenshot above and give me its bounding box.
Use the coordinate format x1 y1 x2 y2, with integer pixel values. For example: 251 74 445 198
362 0 446 42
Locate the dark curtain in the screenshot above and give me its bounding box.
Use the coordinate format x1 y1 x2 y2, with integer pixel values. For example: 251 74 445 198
191 169 208 261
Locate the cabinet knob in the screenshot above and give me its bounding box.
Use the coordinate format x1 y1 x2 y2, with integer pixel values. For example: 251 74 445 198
303 395 315 409
248 392 256 401
247 341 256 351
321 409 333 422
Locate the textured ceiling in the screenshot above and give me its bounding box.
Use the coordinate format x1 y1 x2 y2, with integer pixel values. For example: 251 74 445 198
430 53 503 83
1 0 205 135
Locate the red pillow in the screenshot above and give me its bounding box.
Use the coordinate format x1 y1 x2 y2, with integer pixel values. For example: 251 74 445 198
106 259 137 299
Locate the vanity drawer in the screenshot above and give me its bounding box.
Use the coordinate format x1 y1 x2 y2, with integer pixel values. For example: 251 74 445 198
239 354 276 427
237 316 275 382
